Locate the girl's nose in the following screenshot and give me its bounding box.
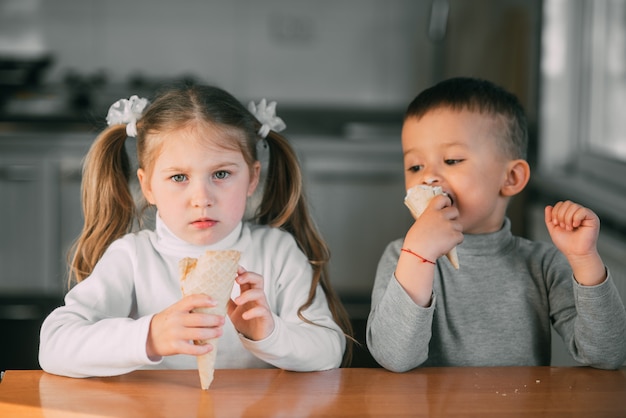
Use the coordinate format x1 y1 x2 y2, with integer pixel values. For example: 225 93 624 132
193 197 213 207
192 183 215 207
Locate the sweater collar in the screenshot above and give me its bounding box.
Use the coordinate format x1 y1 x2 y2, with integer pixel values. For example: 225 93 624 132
154 212 243 257
458 217 516 257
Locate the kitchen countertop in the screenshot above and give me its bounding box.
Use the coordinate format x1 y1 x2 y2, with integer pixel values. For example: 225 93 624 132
1 83 405 137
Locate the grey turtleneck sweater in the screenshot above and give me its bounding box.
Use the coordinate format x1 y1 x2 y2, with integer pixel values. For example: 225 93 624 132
366 218 626 371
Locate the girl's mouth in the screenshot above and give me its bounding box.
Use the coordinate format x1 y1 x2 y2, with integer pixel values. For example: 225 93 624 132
192 218 217 229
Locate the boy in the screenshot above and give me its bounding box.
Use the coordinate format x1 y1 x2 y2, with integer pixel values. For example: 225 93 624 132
366 77 626 371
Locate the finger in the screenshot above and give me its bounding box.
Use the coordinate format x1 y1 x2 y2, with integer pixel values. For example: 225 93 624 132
166 315 224 341
451 221 464 239
544 205 554 227
177 340 215 356
551 201 569 229
179 294 217 312
441 205 460 221
183 312 225 328
561 201 582 230
183 326 224 343
226 299 238 317
241 306 271 321
549 201 572 228
431 194 452 210
557 201 587 230
570 205 592 229
234 288 268 306
235 267 252 292
236 271 264 289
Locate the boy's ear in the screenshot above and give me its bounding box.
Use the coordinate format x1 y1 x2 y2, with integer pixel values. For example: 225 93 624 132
501 159 530 197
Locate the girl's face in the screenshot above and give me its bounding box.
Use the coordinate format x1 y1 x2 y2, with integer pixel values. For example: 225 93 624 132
137 122 260 246
402 108 512 234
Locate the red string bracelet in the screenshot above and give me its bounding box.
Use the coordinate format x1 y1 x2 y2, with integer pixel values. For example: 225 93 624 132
401 248 435 265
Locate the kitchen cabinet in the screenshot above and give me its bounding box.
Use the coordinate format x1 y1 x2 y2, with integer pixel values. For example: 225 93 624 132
290 135 413 315
290 134 413 367
0 130 93 296
0 129 94 370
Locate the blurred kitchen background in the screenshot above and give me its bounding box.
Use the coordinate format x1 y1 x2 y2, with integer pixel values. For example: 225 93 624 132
1 0 625 369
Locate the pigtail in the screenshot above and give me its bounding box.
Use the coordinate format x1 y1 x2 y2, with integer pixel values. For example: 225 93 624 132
256 131 354 367
255 132 301 228
67 125 136 286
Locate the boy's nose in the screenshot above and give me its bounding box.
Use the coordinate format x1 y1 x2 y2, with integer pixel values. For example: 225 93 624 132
422 172 442 185
420 165 441 185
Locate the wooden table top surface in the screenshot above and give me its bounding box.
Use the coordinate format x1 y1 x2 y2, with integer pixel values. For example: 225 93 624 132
1 367 625 417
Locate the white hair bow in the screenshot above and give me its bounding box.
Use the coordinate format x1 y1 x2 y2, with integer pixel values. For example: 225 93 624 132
106 95 149 137
248 98 286 138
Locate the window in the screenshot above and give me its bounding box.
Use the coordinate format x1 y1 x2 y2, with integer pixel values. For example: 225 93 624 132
587 0 626 161
536 0 626 227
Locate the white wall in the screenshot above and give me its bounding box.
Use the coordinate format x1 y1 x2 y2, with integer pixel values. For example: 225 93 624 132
34 0 434 107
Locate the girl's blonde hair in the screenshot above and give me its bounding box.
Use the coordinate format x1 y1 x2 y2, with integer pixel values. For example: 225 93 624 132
69 84 353 365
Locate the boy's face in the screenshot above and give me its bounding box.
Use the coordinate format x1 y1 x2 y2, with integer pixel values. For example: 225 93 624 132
401 108 512 234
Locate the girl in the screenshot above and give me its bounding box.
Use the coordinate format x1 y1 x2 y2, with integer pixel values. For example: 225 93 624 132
39 85 352 377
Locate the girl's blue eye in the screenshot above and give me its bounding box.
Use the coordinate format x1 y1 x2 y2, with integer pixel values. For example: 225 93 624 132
171 174 187 182
214 171 229 180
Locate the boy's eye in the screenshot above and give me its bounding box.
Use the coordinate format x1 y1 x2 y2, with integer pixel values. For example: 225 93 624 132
214 170 230 180
407 165 423 173
171 174 187 183
445 159 463 165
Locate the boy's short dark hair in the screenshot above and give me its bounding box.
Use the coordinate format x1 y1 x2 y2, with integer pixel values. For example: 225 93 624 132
405 77 528 160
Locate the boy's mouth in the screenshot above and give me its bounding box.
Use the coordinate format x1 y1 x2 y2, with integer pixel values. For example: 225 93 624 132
443 192 454 206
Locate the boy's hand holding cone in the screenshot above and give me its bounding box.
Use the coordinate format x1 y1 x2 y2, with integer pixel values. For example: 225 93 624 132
404 185 460 269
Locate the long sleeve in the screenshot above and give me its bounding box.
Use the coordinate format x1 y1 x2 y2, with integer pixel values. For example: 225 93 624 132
39 239 163 377
236 226 345 371
366 240 434 372
239 309 344 371
39 222 345 378
552 271 626 369
366 218 626 371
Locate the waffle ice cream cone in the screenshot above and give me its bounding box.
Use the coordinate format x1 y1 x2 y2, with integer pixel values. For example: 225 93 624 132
404 185 460 269
179 250 240 389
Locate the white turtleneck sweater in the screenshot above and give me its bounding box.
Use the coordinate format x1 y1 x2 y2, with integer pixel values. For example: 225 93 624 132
39 217 345 378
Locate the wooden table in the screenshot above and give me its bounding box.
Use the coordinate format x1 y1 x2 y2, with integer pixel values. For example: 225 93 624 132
1 367 625 417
